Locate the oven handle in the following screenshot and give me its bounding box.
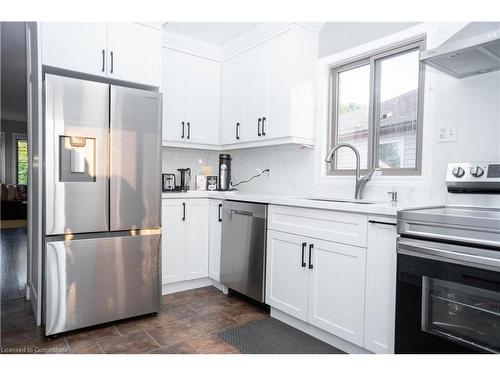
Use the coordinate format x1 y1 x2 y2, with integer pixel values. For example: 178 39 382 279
397 238 500 271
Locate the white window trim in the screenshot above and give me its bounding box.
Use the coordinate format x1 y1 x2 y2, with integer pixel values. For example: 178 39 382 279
314 22 441 191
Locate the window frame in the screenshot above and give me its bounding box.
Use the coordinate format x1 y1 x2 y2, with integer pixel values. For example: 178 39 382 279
13 133 28 185
327 36 426 176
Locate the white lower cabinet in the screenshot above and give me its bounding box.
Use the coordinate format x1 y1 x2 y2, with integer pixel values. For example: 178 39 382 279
266 229 367 346
307 239 366 346
364 221 398 353
208 200 223 281
161 199 209 284
266 231 309 321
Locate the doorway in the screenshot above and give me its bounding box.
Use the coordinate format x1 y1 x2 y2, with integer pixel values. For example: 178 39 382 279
1 22 29 302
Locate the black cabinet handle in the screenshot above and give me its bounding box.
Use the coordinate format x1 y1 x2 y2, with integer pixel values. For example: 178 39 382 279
257 118 262 136
181 121 185 138
187 122 191 139
236 123 240 140
308 244 314 269
110 51 114 73
301 242 307 267
182 202 186 221
262 117 266 136
101 49 105 72
218 204 222 222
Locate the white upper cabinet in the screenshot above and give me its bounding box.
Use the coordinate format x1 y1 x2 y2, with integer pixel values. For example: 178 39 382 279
161 48 187 142
244 42 269 142
221 53 246 144
220 26 318 147
107 23 161 87
161 48 221 146
185 55 221 145
41 22 161 86
41 23 108 77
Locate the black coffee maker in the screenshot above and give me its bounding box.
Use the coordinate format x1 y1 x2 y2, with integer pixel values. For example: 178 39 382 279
218 154 232 191
177 168 191 191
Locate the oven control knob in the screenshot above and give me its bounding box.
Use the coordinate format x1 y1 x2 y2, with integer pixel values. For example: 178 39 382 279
452 166 465 178
470 166 484 177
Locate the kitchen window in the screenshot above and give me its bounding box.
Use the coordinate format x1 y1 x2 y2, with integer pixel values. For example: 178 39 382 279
328 38 425 176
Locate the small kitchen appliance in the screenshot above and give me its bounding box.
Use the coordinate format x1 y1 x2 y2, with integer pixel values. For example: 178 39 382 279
162 173 176 192
218 154 232 191
177 168 191 191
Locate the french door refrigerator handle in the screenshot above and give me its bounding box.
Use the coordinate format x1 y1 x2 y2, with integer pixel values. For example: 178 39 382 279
301 242 307 267
308 244 314 269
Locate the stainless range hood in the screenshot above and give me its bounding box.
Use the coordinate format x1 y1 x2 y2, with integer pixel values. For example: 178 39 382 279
421 22 500 79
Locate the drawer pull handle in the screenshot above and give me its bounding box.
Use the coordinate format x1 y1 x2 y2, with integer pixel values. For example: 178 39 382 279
301 242 307 268
308 244 314 269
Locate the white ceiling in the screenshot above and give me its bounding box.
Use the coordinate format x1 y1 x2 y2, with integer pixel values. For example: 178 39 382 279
163 22 258 45
1 22 27 123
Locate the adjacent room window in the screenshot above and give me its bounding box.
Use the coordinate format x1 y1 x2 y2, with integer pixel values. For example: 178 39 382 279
328 38 425 176
15 136 28 185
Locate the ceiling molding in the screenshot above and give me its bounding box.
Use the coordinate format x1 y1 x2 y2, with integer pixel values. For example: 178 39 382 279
162 29 222 61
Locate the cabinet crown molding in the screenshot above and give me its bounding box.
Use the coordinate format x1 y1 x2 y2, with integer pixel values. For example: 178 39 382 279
162 23 321 62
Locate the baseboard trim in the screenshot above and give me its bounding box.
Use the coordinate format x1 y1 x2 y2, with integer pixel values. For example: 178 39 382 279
270 307 371 354
162 277 225 295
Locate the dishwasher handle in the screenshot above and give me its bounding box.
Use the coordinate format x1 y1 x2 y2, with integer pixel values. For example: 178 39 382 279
231 209 254 217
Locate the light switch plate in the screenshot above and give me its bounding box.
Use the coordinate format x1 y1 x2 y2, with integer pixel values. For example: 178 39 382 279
437 123 458 143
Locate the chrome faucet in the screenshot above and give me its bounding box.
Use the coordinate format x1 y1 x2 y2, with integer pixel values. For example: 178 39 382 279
325 143 377 200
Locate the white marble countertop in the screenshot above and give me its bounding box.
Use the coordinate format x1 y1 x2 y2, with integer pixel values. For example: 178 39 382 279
161 190 421 217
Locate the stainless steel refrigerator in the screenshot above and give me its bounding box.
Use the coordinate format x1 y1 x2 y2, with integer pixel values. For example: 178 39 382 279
43 74 161 336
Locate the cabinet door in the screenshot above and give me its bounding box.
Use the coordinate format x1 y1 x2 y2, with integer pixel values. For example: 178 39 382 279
266 230 309 321
107 23 161 86
161 48 187 142
221 53 246 144
41 23 107 77
307 239 366 346
208 200 223 281
364 222 397 354
266 32 292 139
185 55 221 145
185 199 209 280
161 200 186 284
244 42 268 142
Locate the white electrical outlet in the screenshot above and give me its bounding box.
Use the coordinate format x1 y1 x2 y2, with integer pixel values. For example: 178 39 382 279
437 123 458 143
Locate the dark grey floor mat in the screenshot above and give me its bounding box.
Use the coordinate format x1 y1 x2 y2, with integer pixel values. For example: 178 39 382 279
218 317 344 354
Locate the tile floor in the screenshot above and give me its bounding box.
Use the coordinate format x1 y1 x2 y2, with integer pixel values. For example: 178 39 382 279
1 228 27 301
0 286 269 354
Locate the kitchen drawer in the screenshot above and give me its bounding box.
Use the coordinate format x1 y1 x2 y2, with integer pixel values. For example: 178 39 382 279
268 205 368 248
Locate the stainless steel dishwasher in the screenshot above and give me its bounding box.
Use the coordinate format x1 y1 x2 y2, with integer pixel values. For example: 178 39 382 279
220 200 267 303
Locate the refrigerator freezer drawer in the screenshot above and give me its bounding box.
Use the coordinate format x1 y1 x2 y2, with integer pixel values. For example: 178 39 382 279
44 232 161 335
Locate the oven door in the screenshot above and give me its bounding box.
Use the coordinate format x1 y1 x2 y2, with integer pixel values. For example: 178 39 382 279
396 237 500 353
